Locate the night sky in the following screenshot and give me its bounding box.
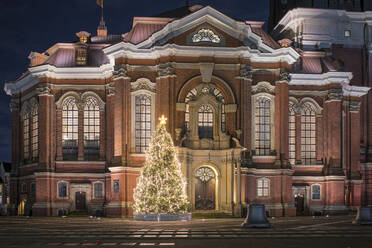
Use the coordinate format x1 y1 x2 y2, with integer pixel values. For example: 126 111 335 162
0 0 269 162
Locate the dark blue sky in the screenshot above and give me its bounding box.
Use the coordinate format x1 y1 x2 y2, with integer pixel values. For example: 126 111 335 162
0 0 269 162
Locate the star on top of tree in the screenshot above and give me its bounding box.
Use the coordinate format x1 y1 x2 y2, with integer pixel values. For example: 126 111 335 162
159 115 167 125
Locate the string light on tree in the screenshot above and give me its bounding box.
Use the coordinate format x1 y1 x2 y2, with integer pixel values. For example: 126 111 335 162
133 115 189 215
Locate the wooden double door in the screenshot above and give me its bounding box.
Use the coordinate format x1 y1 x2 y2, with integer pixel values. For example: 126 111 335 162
75 192 86 211
195 167 216 210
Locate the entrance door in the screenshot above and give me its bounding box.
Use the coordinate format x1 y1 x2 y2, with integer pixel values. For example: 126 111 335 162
294 194 305 213
292 186 308 215
75 192 86 211
195 167 215 210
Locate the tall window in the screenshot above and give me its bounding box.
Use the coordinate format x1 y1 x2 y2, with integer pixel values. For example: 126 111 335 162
257 177 270 197
84 97 100 160
301 102 316 164
113 180 119 193
31 107 39 159
23 112 30 160
289 102 296 165
135 94 151 153
94 182 103 199
58 182 67 198
255 97 271 156
198 104 213 139
62 98 78 160
311 184 321 200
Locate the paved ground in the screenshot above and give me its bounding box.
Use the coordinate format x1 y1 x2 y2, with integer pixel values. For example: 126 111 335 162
0 215 371 248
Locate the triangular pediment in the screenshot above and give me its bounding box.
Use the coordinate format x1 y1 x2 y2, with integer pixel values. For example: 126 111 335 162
135 6 275 52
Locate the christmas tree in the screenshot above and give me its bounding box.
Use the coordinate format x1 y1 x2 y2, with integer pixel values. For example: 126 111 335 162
133 115 189 214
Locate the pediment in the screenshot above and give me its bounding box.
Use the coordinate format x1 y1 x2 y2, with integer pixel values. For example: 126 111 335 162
136 6 274 52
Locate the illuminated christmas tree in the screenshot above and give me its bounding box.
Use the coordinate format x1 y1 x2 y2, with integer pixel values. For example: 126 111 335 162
133 115 189 215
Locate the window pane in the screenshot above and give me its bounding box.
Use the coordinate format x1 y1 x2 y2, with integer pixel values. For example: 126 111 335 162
255 97 271 155
301 103 316 164
135 95 152 153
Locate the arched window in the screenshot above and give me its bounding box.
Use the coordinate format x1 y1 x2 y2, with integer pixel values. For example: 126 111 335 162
198 104 213 139
289 102 296 165
135 94 151 153
301 102 316 164
257 177 270 198
31 106 39 159
58 182 67 198
84 97 100 160
255 97 271 156
311 184 321 200
185 86 225 132
62 98 78 160
23 112 30 160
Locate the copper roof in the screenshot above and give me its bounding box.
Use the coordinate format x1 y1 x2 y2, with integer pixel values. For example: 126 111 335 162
251 27 281 49
124 23 167 45
44 44 110 67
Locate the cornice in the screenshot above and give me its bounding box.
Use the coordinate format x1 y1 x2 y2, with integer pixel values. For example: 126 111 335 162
290 72 370 97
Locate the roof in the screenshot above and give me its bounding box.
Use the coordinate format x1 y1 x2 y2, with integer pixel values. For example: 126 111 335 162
297 51 344 74
43 44 110 68
251 27 280 49
124 23 167 45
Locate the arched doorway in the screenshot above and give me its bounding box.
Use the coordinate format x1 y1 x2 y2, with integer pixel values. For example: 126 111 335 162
195 167 216 210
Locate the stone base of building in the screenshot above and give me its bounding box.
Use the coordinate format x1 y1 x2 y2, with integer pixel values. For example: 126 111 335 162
133 213 191 221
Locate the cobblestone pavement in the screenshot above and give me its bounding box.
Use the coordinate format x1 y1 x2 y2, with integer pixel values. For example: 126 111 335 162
0 215 371 248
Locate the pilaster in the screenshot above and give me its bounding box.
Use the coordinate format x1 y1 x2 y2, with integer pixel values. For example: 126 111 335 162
37 84 55 170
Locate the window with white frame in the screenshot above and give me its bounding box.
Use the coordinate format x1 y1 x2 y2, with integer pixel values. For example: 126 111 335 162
255 97 271 156
289 102 296 165
311 184 321 200
257 178 270 197
31 106 39 159
198 104 213 139
62 98 79 160
84 97 100 160
135 94 152 153
94 182 103 199
23 112 30 160
58 182 67 198
301 102 316 164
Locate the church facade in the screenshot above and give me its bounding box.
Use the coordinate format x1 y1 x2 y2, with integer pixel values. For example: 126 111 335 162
4 4 371 217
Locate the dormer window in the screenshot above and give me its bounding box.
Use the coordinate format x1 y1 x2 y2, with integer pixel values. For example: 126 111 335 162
192 28 221 43
76 48 87 66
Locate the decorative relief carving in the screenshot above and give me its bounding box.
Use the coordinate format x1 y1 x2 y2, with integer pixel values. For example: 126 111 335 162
240 64 253 79
131 78 156 93
251 81 275 95
192 29 221 43
158 63 174 77
113 63 128 78
106 82 116 96
36 84 52 96
9 99 19 112
327 88 343 101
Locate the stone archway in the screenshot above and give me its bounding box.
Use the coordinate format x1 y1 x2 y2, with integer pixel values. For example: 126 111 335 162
194 167 216 210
